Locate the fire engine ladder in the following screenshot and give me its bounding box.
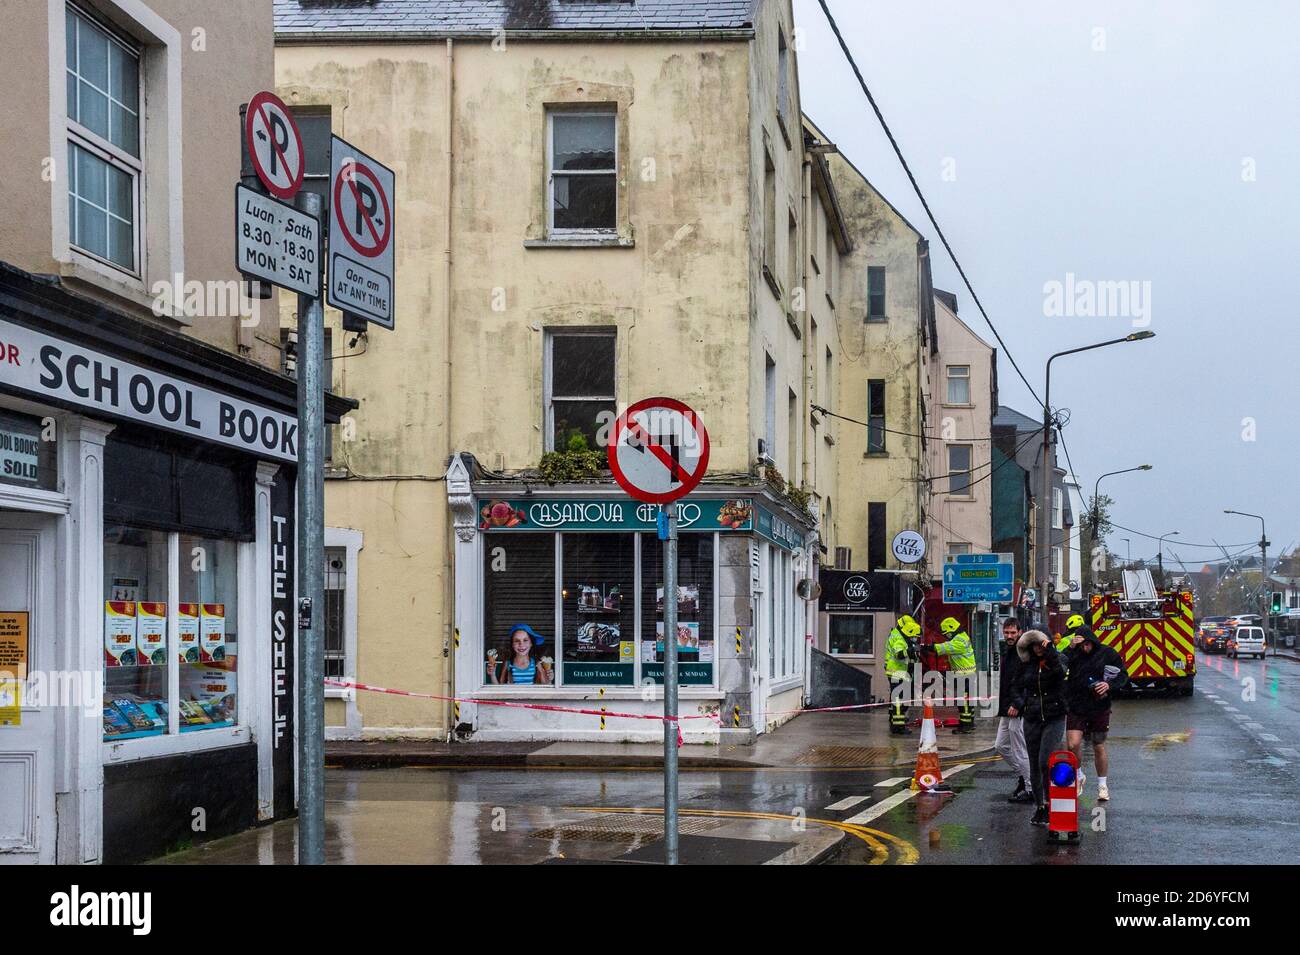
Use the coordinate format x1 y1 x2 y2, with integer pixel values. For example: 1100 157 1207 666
1119 569 1162 619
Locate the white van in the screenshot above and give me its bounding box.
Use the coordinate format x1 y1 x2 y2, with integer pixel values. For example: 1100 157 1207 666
1229 626 1266 659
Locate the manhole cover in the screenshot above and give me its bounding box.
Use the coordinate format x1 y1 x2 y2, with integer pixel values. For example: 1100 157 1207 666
531 814 724 843
794 745 894 766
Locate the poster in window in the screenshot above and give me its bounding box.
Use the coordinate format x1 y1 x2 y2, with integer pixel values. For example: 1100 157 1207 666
199 603 226 662
136 602 167 666
561 534 635 685
111 577 141 601
104 601 138 666
655 585 700 615
177 603 200 663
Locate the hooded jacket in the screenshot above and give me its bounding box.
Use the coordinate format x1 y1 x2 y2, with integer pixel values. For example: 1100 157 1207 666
997 638 1028 717
1062 633 1129 715
1010 631 1068 722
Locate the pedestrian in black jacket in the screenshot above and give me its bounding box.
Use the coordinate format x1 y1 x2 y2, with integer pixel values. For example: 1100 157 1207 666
1062 627 1128 802
1011 630 1068 825
995 617 1034 803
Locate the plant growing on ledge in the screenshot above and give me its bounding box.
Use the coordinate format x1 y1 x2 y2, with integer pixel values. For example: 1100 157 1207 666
786 484 812 518
539 430 607 484
763 464 787 495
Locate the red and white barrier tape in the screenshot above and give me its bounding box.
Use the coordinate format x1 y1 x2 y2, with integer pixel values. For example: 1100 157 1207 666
324 678 720 746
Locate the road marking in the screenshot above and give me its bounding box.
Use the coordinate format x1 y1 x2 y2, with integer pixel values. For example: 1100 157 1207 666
1278 748 1300 758
1223 706 1240 712
1244 722 1264 730
875 777 910 788
843 764 974 825
826 795 871 811
1212 700 1228 705
1230 714 1249 721
1260 733 1281 742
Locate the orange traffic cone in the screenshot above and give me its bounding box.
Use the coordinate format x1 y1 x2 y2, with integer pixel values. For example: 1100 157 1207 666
910 702 945 792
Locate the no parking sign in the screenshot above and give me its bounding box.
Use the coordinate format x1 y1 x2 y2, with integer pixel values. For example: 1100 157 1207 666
327 134 396 330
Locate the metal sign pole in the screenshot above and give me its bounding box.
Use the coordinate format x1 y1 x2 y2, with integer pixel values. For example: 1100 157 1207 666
663 504 679 865
295 188 326 865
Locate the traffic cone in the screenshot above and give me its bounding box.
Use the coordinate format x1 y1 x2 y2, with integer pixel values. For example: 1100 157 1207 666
910 702 945 792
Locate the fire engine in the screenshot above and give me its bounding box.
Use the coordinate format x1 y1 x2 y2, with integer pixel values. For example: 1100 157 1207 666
1089 569 1196 696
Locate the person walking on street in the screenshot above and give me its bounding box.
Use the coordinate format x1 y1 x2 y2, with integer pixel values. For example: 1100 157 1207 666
1062 624 1128 801
995 617 1034 804
1011 630 1069 826
935 616 977 733
885 616 919 734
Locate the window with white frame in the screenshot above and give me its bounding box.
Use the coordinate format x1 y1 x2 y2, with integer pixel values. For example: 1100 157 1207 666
947 444 972 495
946 365 970 404
66 3 141 273
947 543 971 559
323 547 347 679
545 328 616 452
1051 545 1062 580
548 110 616 235
1053 487 1064 529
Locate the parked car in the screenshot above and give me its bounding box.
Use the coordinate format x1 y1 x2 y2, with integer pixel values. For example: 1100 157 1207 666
1228 625 1266 659
1196 616 1232 653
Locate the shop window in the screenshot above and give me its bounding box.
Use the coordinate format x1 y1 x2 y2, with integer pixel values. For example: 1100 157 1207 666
0 409 57 491
561 533 635 685
829 614 873 656
545 329 616 452
102 527 241 740
548 110 616 234
641 533 715 685
483 533 556 686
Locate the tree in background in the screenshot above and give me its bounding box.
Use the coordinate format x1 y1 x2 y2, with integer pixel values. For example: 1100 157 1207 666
1083 493 1115 596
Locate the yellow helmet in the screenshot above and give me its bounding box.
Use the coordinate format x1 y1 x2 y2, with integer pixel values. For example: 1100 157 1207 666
1066 613 1085 632
940 617 961 635
897 615 921 638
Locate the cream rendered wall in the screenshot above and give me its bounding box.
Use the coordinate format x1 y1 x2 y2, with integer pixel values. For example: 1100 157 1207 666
927 295 993 561
829 162 927 570
1 0 279 368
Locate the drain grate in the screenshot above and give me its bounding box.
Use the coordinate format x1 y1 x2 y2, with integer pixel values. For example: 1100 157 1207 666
794 745 894 766
531 813 725 843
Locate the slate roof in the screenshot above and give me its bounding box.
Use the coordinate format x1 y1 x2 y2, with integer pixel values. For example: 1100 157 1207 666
275 1 757 37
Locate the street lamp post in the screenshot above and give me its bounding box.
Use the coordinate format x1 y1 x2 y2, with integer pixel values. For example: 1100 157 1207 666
1038 332 1155 627
1120 538 1131 570
1090 464 1152 593
1157 531 1179 588
1225 509 1271 655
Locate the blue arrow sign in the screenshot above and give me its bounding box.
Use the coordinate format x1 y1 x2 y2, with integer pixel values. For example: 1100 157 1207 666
943 582 1014 604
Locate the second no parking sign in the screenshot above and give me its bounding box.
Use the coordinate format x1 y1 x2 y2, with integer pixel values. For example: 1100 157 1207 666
327 134 396 330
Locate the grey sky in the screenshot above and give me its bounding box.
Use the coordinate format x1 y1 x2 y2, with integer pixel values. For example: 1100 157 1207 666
795 0 1298 566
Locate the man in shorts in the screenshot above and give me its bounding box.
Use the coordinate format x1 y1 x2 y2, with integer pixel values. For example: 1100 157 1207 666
1062 625 1129 801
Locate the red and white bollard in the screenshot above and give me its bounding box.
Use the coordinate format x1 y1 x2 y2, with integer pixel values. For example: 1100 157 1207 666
1047 750 1080 843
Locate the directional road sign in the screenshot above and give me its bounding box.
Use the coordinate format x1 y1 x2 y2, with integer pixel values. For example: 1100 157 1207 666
235 184 320 297
608 397 710 505
942 552 1015 604
327 134 396 329
244 91 304 200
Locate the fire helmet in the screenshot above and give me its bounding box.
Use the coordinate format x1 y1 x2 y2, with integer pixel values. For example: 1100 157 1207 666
940 617 962 635
897 615 922 638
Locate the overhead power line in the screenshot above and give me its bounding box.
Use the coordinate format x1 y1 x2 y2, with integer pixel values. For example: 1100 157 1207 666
815 0 1044 411
811 403 992 442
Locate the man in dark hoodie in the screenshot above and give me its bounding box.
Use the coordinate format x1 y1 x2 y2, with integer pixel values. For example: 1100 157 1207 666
995 617 1034 803
1062 625 1128 802
1011 630 1068 826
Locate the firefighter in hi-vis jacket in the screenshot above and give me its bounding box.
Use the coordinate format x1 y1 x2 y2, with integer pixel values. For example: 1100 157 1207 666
886 615 921 734
936 616 978 733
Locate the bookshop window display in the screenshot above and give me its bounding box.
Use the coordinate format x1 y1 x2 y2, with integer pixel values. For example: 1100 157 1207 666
102 526 240 739
482 531 716 688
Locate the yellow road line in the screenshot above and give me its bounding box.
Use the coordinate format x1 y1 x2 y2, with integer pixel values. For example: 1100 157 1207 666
565 805 915 865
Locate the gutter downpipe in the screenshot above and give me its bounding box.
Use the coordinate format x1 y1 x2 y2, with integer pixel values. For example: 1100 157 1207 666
443 37 456 739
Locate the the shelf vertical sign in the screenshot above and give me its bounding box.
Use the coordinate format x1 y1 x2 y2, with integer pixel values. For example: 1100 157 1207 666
327 134 396 330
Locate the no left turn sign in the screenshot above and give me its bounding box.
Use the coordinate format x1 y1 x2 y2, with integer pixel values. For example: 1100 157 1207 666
244 91 304 200
608 397 710 505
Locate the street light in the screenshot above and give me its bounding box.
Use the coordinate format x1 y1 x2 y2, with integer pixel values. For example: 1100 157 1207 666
1224 508 1272 654
1090 465 1152 591
1039 332 1155 626
1120 537 1131 570
1157 531 1179 587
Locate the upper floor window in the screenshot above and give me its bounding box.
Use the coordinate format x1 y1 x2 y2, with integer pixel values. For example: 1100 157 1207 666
66 3 140 273
946 364 970 404
947 444 972 495
548 111 616 235
867 379 886 453
1052 487 1064 529
777 29 791 143
867 266 886 321
545 329 616 452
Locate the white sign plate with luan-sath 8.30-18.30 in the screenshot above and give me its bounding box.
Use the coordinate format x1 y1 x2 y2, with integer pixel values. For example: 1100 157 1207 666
235 184 321 297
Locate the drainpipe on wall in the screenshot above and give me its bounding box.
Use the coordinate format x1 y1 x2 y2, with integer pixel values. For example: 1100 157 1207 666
442 37 456 741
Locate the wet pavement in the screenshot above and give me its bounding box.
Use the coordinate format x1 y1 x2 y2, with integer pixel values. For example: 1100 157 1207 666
156 653 1300 865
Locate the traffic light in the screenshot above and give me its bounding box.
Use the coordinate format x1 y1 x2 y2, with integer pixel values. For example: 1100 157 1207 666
1271 591 1284 614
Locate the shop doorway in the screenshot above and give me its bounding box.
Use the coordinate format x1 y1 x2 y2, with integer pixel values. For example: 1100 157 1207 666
0 510 58 864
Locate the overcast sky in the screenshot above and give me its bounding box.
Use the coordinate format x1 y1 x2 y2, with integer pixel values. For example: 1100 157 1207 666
794 0 1298 568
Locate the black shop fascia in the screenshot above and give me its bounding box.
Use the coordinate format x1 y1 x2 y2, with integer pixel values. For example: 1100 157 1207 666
0 261 354 864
